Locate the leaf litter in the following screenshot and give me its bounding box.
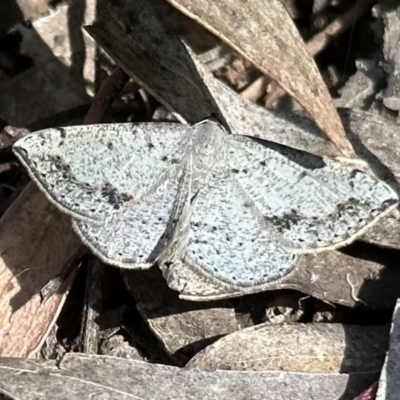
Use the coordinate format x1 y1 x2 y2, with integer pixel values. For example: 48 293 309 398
0 0 399 399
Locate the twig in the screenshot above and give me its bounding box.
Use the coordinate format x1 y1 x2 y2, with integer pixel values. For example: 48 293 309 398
307 0 376 58
241 74 268 101
266 0 375 107
84 67 130 124
80 256 105 354
40 246 88 300
241 0 375 105
345 273 368 307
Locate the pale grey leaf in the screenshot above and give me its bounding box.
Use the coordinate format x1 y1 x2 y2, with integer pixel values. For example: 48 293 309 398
188 323 389 373
0 353 379 400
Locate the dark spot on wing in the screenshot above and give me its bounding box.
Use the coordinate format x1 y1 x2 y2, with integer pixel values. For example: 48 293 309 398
265 209 302 232
336 197 359 214
101 183 132 209
55 127 67 138
48 155 71 177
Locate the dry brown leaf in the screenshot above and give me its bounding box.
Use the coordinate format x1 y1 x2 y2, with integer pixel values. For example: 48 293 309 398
122 267 240 362
0 184 80 357
85 0 227 127
0 2 95 356
187 323 389 373
167 0 356 158
0 353 379 399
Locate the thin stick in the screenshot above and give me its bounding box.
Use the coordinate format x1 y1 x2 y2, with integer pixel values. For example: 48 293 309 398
84 67 130 124
241 0 375 106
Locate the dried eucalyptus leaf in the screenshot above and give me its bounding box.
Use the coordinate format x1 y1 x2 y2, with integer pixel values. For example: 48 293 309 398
122 268 240 361
85 0 227 127
0 184 80 357
167 0 356 158
188 323 389 373
0 353 379 400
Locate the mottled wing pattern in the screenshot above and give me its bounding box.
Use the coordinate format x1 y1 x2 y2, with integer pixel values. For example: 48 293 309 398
226 134 398 252
13 123 192 222
177 171 298 287
73 166 190 268
12 118 399 286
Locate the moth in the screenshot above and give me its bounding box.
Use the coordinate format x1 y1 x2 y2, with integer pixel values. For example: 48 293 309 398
13 118 398 288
